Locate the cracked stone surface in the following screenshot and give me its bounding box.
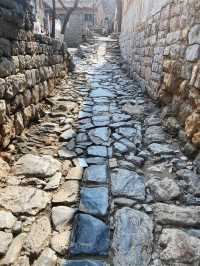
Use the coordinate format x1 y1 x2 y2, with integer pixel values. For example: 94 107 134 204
0 36 199 266
70 213 109 256
112 208 153 266
80 187 109 216
0 186 50 215
85 164 108 183
111 168 145 200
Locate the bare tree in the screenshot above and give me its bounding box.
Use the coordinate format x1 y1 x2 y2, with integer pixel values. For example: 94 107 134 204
58 0 80 35
115 0 122 32
51 0 56 37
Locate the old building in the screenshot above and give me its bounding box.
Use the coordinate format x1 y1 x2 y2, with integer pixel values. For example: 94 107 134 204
31 0 52 34
113 0 122 33
56 0 96 47
95 0 116 35
119 0 200 148
31 0 62 38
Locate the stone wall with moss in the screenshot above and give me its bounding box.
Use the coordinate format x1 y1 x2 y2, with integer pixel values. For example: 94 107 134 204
120 0 200 151
0 0 71 148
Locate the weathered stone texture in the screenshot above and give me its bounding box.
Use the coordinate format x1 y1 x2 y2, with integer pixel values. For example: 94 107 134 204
120 0 200 149
0 1 71 147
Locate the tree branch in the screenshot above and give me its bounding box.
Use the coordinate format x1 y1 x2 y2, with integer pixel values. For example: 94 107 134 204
59 0 80 35
51 0 56 38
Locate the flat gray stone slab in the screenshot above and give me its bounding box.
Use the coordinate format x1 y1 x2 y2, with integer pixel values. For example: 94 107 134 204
144 126 166 145
112 113 131 122
64 260 107 266
58 148 76 159
87 146 108 157
89 127 110 145
86 157 107 164
148 143 176 155
85 165 107 183
112 208 153 266
80 187 109 216
60 129 76 141
153 203 200 226
79 111 92 119
93 116 110 126
120 138 136 150
70 214 109 256
114 142 129 153
79 123 94 130
93 105 109 113
111 169 145 200
110 121 133 128
118 127 137 138
93 97 110 103
90 88 114 98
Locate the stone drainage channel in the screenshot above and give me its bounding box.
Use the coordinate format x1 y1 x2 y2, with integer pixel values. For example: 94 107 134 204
0 36 200 266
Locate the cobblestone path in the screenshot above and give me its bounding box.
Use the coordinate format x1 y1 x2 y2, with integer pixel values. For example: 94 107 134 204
0 37 200 266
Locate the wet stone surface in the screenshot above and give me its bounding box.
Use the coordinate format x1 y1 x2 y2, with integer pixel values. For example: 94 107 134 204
80 186 109 216
112 208 153 266
111 168 145 200
0 36 199 266
70 213 109 256
85 164 108 183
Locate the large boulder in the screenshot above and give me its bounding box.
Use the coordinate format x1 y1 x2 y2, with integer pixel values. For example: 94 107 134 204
146 177 181 201
159 229 200 265
0 186 50 215
13 154 61 178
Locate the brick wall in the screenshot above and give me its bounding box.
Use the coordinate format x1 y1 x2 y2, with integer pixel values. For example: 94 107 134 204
120 0 200 149
0 0 71 148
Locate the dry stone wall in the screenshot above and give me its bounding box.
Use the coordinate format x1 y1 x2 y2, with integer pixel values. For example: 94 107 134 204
0 0 71 148
120 0 200 151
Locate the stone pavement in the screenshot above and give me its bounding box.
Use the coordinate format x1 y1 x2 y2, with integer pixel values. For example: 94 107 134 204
0 37 200 265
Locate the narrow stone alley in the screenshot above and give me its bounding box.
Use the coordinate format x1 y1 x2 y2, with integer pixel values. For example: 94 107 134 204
0 36 200 266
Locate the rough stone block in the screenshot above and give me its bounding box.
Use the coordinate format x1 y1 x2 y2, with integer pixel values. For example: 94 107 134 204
189 24 200 45
14 112 24 135
186 44 200 62
0 78 6 98
0 37 11 57
0 57 15 78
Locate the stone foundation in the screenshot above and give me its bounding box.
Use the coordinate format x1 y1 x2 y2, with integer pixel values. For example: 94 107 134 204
120 0 200 150
0 0 71 147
